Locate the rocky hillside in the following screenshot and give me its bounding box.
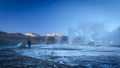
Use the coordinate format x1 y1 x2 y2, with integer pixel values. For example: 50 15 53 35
0 31 41 45
0 31 69 45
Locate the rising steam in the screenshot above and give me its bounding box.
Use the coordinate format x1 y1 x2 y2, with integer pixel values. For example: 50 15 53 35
68 22 120 45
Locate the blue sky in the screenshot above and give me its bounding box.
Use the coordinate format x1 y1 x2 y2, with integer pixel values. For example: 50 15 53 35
0 0 120 35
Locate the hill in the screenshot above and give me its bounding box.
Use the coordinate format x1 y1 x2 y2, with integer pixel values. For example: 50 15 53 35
0 31 68 45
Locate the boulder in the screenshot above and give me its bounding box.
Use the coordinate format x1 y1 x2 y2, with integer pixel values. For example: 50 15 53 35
18 42 27 48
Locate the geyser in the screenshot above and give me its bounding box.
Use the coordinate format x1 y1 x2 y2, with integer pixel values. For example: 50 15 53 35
68 22 120 45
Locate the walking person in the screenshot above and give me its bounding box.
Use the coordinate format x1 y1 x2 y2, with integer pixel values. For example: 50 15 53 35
27 40 31 49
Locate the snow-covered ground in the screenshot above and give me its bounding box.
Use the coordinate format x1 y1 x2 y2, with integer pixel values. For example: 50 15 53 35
15 44 120 67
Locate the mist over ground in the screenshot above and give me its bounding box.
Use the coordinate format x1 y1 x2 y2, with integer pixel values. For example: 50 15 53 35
68 22 120 45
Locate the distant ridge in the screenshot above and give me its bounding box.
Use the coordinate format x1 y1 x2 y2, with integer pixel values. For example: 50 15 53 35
0 31 68 45
0 31 41 45
25 32 40 37
0 31 40 37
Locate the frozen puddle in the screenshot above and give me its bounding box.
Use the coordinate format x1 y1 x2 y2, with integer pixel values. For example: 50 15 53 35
15 44 120 67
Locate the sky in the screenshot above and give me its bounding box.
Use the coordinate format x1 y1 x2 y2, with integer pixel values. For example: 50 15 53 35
0 0 120 35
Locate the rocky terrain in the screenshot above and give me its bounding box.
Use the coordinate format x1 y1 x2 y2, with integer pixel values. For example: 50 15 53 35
15 44 120 68
0 48 73 68
0 44 120 68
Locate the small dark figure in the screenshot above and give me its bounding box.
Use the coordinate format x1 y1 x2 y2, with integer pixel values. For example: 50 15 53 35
27 40 31 49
